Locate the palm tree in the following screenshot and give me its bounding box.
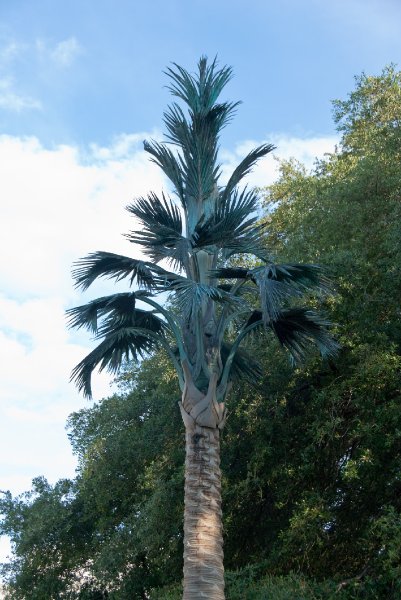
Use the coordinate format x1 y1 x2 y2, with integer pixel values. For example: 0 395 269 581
68 57 338 600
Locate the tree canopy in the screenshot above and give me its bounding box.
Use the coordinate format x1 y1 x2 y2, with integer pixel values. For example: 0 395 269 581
67 58 335 406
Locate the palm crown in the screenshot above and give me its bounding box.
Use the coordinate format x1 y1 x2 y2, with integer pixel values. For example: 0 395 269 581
68 57 338 399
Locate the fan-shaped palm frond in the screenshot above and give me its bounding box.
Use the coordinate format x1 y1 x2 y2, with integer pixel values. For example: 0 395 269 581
126 192 182 239
71 326 161 398
67 292 135 333
213 263 331 322
161 99 221 218
245 308 339 363
97 306 166 339
171 279 245 320
163 59 241 230
125 193 190 268
68 292 170 398
164 100 238 150
252 263 331 292
270 308 339 362
163 102 193 149
66 292 166 336
213 263 327 287
193 188 261 251
72 251 179 291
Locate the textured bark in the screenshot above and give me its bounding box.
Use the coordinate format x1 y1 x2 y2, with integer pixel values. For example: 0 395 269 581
182 423 224 599
179 362 226 599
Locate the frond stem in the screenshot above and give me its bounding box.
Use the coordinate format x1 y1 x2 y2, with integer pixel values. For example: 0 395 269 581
139 296 188 364
133 327 184 390
216 279 248 345
218 318 263 396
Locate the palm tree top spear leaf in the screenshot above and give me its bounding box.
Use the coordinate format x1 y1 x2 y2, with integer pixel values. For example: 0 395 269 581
68 56 339 400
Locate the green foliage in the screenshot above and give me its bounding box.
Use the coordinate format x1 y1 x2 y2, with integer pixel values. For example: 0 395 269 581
0 477 96 599
258 64 401 595
151 564 396 600
3 343 400 597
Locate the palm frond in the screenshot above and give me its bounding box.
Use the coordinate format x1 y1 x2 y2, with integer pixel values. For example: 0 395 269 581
163 58 240 220
198 101 240 134
68 292 168 398
143 140 184 201
255 271 298 323
66 292 165 336
127 192 182 234
164 100 237 153
271 308 340 363
67 292 134 333
212 264 328 286
165 105 220 209
97 307 166 339
252 263 331 293
72 252 159 291
163 102 192 147
193 187 265 254
165 56 234 114
126 193 189 268
222 144 276 201
210 266 251 280
244 308 340 363
170 279 244 320
245 308 339 363
70 326 161 398
214 263 332 322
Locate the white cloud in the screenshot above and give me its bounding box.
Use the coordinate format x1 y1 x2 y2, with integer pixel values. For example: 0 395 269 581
50 37 82 67
0 78 41 111
0 133 164 297
0 295 111 403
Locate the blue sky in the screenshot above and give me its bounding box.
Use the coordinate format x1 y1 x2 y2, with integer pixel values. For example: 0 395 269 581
0 0 400 563
1 0 401 146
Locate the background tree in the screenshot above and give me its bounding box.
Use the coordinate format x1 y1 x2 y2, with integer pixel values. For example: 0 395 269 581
66 57 336 599
260 64 401 593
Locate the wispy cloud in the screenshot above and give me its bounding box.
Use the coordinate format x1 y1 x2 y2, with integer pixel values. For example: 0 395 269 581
0 78 41 111
0 41 25 65
0 35 83 114
50 37 83 67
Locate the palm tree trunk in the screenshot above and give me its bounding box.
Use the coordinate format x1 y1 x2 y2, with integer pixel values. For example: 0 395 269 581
182 422 224 599
179 361 226 599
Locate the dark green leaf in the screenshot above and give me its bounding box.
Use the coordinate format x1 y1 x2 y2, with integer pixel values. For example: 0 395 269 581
72 252 158 291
